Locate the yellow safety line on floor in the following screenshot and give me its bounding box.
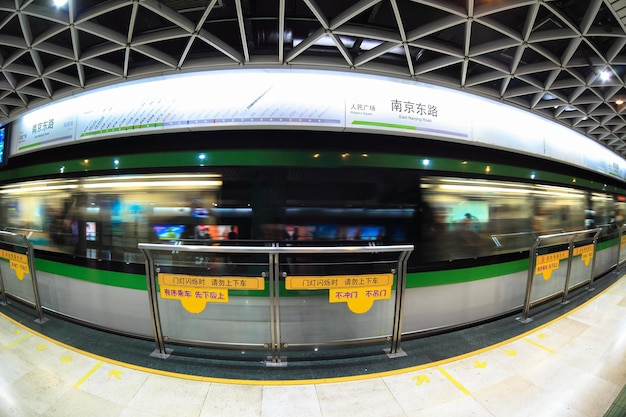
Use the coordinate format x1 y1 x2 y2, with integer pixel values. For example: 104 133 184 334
0 274 623 386
436 365 471 395
6 332 32 348
522 337 556 354
74 361 104 389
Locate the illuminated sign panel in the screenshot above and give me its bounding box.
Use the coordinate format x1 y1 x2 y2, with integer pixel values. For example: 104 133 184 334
9 69 626 179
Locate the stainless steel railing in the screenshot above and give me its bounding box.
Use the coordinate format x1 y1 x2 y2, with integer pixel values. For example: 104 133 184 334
517 228 602 323
138 242 413 365
490 229 565 248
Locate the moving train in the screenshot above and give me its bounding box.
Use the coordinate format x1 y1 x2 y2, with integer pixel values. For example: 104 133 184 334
0 130 624 350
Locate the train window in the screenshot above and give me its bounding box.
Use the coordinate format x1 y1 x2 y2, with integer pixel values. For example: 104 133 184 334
0 170 618 266
420 177 588 260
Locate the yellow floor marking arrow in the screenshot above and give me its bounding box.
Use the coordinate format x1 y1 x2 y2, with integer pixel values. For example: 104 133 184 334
12 329 20 335
61 354 73 363
109 369 123 380
505 349 517 356
537 333 549 339
473 360 487 368
436 366 470 396
523 337 555 354
37 344 46 351
73 361 103 389
412 375 430 385
6 333 32 348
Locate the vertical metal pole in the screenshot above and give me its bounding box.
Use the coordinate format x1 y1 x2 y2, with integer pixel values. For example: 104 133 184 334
274 248 283 364
388 249 410 358
273 266 282 363
0 256 7 306
561 235 577 305
616 226 623 268
142 248 171 359
518 237 541 323
267 251 277 363
22 235 47 324
587 229 602 291
621 224 626 267
266 244 284 366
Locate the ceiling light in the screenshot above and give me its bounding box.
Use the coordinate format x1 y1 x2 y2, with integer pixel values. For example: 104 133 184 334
600 70 611 81
82 180 222 189
616 99 624 105
53 0 68 6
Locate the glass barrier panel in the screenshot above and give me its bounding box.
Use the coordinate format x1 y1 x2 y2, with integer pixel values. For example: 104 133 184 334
151 250 271 346
278 251 398 346
0 241 35 304
568 240 596 288
530 245 569 302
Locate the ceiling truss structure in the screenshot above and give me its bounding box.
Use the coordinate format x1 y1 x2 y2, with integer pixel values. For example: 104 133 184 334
2 0 626 156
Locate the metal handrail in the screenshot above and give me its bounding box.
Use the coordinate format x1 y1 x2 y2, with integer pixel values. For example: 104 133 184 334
139 243 414 254
517 228 601 323
490 229 564 247
2 227 43 240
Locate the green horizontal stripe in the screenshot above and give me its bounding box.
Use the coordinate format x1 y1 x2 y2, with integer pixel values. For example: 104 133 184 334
17 241 621 293
405 239 618 289
18 141 42 150
352 120 416 130
597 237 618 251
2 149 624 195
31 256 530 293
81 123 164 137
34 259 147 291
407 258 529 288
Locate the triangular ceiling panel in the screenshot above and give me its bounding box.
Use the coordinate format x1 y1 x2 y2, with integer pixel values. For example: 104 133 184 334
0 0 625 157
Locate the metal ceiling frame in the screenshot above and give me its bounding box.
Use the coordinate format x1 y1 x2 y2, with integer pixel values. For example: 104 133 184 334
2 0 626 156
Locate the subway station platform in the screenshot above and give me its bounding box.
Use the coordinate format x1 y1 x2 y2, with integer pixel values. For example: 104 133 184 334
0 268 625 417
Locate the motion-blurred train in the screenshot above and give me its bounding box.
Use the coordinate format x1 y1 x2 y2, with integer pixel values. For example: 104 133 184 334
0 130 624 342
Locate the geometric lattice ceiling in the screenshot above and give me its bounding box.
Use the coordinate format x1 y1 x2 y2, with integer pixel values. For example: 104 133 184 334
3 0 626 157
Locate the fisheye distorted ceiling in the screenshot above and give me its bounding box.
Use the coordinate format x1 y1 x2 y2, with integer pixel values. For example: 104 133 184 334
2 0 626 156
